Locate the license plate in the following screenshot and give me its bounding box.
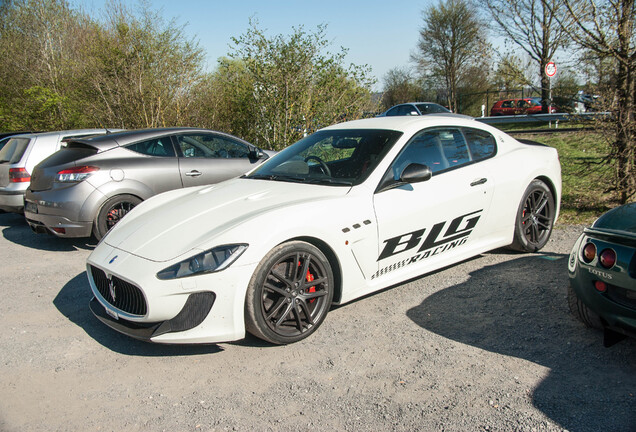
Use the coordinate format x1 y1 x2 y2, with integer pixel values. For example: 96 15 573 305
25 201 38 214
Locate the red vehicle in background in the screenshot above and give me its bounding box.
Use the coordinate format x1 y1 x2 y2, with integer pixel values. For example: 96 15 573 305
490 98 556 116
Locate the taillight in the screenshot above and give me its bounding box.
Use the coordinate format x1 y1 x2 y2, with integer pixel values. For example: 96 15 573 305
55 166 99 182
9 167 30 183
582 243 596 263
599 249 616 269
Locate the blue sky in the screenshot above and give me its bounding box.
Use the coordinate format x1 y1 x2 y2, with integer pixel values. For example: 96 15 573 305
75 0 435 90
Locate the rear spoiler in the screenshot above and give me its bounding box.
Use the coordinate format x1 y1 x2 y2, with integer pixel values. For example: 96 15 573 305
516 138 548 147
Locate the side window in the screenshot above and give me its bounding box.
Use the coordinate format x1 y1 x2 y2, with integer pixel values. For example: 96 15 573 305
177 134 250 159
502 100 513 108
463 128 496 161
391 128 475 179
398 105 418 115
391 130 450 179
438 129 470 167
385 107 400 117
125 138 175 157
517 100 528 108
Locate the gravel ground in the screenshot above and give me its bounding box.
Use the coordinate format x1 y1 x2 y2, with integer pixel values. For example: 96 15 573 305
0 211 634 432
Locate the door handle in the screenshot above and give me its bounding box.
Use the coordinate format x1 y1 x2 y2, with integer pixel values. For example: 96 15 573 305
470 178 487 186
185 170 202 177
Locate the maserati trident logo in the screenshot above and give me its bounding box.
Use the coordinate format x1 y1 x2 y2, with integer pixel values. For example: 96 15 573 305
108 277 117 302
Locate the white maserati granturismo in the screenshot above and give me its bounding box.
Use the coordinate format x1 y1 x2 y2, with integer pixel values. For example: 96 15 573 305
86 115 561 345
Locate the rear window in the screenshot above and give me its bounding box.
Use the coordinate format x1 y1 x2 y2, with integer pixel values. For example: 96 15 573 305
414 103 450 114
38 144 99 168
0 137 31 164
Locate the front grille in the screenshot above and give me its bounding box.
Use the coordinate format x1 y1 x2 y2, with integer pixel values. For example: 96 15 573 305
90 265 147 316
606 285 636 311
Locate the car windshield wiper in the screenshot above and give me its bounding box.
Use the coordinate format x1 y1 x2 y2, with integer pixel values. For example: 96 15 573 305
303 178 353 186
247 174 306 183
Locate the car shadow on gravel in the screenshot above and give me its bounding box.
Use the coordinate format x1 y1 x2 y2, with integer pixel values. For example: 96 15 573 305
407 253 636 432
54 272 223 356
0 212 94 251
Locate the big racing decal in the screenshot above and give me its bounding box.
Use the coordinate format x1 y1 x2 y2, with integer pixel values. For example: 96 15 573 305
372 210 482 279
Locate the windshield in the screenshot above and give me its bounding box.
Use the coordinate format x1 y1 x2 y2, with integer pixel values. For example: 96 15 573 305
246 129 402 186
0 137 30 163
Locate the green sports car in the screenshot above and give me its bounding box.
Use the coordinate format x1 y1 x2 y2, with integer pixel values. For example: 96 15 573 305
568 203 636 346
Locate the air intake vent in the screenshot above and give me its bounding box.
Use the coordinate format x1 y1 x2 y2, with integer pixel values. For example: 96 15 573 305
90 265 147 316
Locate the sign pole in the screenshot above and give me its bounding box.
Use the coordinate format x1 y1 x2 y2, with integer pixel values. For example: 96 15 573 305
545 61 557 114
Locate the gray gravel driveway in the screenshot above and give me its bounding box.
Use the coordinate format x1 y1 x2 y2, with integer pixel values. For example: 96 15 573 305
0 212 634 431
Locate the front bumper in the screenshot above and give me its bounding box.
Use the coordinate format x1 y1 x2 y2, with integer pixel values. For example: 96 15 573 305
86 242 257 344
89 293 216 341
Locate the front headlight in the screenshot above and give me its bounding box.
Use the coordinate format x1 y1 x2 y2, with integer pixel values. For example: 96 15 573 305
156 244 248 280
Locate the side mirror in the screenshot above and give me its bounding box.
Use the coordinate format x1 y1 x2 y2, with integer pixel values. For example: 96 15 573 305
250 148 266 159
376 163 432 193
400 163 432 184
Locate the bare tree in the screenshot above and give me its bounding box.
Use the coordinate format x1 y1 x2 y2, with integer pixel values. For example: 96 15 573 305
412 0 490 112
381 67 424 110
555 0 635 202
479 0 572 112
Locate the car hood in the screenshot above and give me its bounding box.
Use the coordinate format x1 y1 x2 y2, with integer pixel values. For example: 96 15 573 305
103 178 350 262
590 203 636 235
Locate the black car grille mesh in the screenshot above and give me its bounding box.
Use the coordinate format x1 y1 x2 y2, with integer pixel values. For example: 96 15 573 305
90 265 147 316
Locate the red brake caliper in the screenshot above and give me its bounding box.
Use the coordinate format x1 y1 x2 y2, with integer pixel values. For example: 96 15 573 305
299 261 316 303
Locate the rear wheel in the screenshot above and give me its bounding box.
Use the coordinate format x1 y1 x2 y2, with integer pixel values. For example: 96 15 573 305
568 284 603 329
93 194 142 240
509 179 555 252
245 241 334 344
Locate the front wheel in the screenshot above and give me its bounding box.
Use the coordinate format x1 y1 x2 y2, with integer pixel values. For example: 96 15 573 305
93 194 142 240
245 241 334 344
509 179 555 252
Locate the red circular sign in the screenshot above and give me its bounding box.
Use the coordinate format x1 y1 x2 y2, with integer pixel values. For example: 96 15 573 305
545 61 557 77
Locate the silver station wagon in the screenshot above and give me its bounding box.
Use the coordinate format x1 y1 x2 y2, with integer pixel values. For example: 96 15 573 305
0 129 115 213
25 128 273 239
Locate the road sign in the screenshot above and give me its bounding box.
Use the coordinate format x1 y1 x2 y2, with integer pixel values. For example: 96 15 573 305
545 61 557 77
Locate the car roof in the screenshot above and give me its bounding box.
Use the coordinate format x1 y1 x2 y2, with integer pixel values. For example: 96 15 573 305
323 114 481 136
68 127 252 149
398 102 443 105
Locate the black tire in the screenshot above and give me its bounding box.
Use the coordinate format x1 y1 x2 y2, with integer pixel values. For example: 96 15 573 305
509 179 555 252
93 194 142 240
568 284 603 329
245 241 334 344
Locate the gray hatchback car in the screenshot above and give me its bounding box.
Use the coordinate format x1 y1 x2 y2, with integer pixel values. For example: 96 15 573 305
25 128 273 239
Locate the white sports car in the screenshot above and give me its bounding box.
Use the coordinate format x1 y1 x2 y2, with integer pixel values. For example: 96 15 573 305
87 115 561 344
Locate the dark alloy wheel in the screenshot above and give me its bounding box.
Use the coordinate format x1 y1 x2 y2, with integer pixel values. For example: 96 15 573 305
94 194 142 240
509 179 555 252
245 241 334 344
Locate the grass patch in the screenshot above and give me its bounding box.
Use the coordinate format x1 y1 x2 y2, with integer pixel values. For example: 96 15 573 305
512 131 618 224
